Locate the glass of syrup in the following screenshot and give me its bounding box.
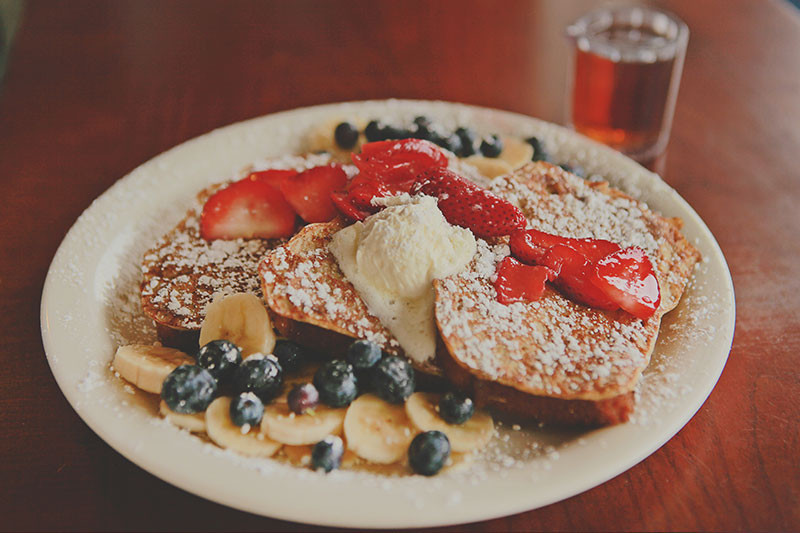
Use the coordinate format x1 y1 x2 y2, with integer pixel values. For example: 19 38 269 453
566 6 689 171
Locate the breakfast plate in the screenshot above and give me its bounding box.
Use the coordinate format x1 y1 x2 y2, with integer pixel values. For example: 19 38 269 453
40 100 735 528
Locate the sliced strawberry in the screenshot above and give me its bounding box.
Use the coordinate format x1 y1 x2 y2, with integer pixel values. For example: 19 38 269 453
280 164 347 223
510 228 620 265
494 257 557 304
590 247 661 319
247 168 299 189
200 176 296 240
412 167 527 238
352 138 448 185
542 245 619 310
331 191 373 221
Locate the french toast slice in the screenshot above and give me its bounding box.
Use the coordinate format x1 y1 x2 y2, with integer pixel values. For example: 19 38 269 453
140 183 283 351
433 162 701 425
258 219 442 377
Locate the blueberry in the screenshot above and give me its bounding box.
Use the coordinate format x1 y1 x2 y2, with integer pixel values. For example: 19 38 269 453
288 383 320 414
372 355 415 404
311 436 344 473
232 356 283 402
480 134 504 158
559 163 585 178
438 391 475 424
313 360 358 407
413 115 432 129
455 127 477 157
382 125 411 140
272 339 310 373
364 120 387 142
334 121 359 149
229 392 264 427
408 431 450 476
525 136 550 162
161 365 217 414
412 122 432 141
196 340 241 384
346 340 383 370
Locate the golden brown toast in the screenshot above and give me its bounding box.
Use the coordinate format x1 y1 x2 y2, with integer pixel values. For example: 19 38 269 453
140 183 283 351
433 162 701 425
259 219 442 377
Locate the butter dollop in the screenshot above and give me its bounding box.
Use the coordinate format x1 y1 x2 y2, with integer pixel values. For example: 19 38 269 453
328 195 476 364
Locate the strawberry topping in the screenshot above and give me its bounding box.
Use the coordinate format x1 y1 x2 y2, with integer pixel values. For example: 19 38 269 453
280 164 347 223
351 138 449 185
504 228 661 318
411 167 527 238
247 168 299 189
200 175 297 240
493 257 557 304
589 247 661 319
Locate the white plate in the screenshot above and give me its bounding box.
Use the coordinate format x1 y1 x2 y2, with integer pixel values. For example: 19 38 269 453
40 100 735 529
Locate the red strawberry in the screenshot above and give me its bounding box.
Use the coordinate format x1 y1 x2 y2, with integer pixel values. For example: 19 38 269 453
510 228 620 265
200 176 296 240
590 247 661 319
542 244 619 310
412 168 527 238
280 164 348 223
494 256 557 304
247 168 299 189
331 191 373 222
352 138 448 185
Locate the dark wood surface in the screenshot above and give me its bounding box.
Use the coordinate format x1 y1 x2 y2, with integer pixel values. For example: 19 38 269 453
1 1 798 531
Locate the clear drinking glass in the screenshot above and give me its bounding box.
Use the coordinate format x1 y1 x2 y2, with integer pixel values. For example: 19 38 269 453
565 6 689 169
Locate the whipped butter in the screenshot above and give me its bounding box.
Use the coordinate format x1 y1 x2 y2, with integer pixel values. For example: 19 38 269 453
328 195 476 364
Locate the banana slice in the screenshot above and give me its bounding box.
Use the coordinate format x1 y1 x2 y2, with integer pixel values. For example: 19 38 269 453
343 394 418 464
112 344 194 394
499 136 534 169
159 400 206 433
199 293 276 358
261 401 346 445
205 397 282 458
405 392 494 453
463 155 514 179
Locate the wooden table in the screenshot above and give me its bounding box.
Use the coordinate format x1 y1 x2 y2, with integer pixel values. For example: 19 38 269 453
2 1 797 531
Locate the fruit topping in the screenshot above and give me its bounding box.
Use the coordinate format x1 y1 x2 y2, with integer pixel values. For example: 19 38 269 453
200 174 297 240
313 360 358 408
247 168 299 189
479 134 504 158
287 383 320 415
334 121 359 149
590 247 661 319
161 365 218 414
408 430 451 476
196 339 242 385
525 136 550 162
371 355 415 404
505 228 661 318
543 244 619 309
352 138 449 185
411 167 527 238
510 228 620 265
438 391 475 425
280 164 348 223
493 256 557 305
311 436 345 473
272 339 311 373
229 391 264 427
232 356 284 402
454 127 478 157
345 339 383 370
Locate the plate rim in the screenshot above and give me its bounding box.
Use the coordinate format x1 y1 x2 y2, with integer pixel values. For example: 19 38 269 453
40 99 736 528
